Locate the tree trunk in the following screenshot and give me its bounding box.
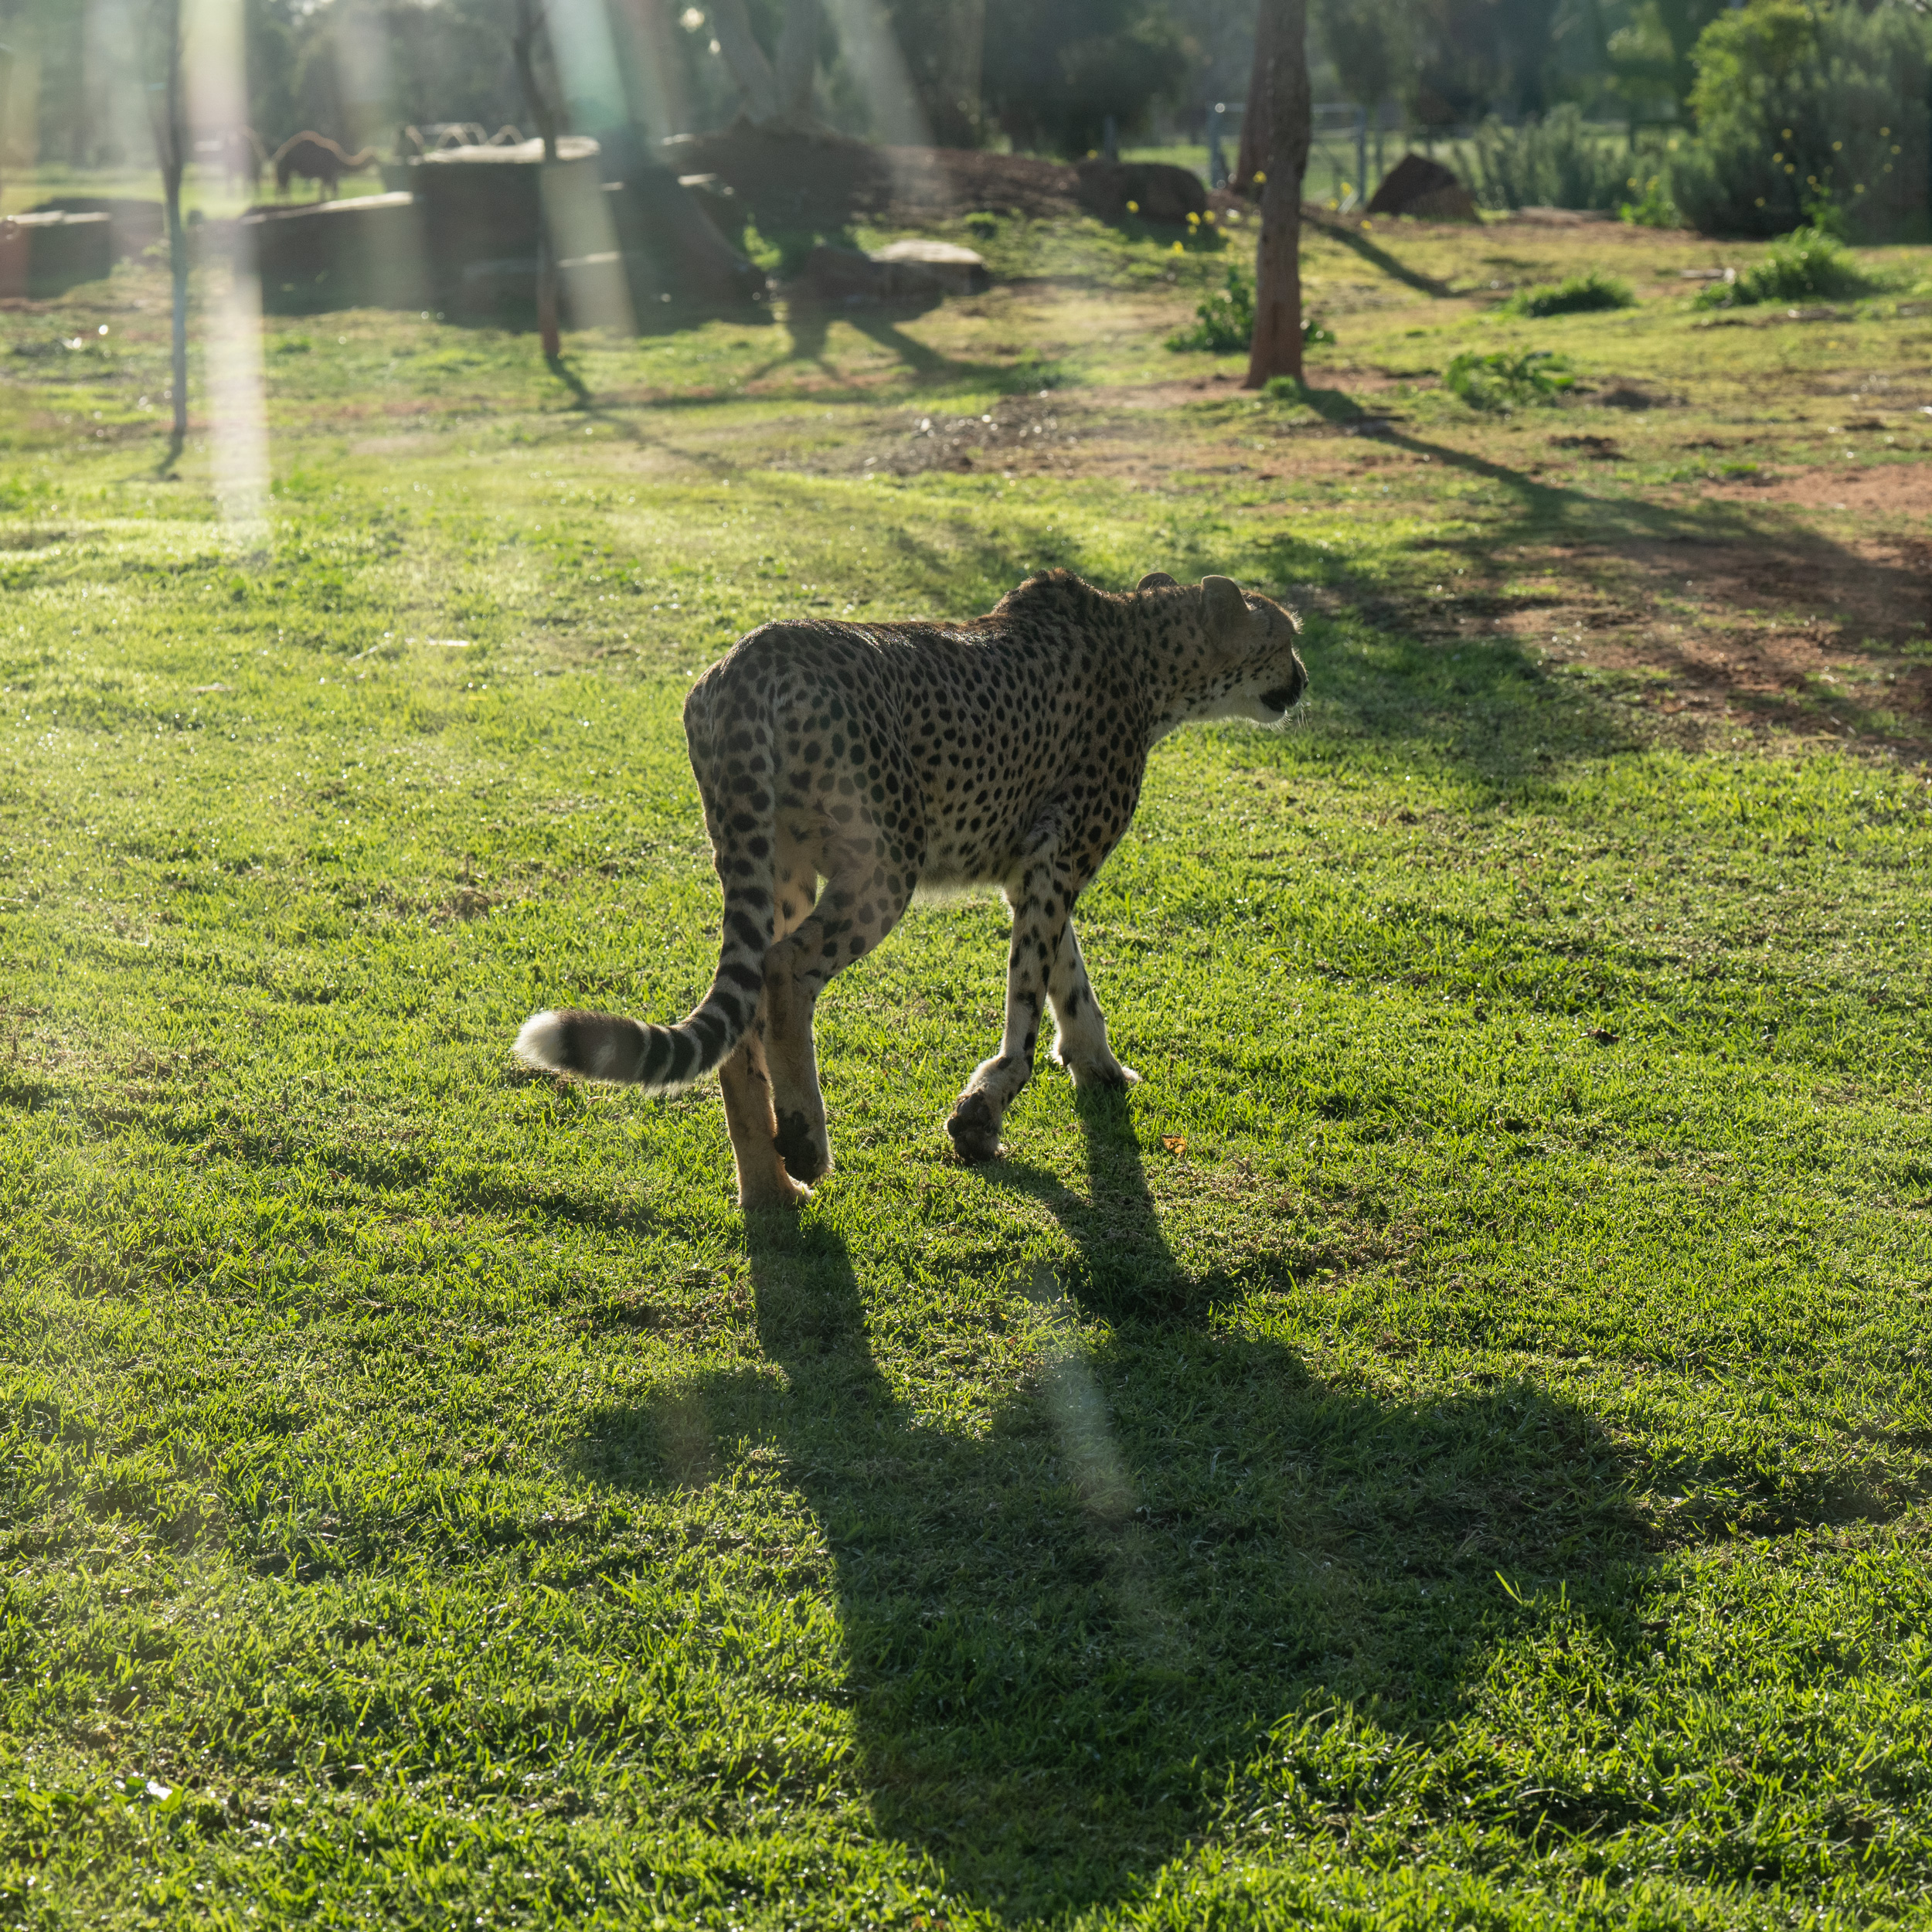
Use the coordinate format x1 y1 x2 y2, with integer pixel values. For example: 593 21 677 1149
144 0 189 452
511 0 563 358
773 0 821 122
709 0 782 123
0 46 14 217
1241 0 1311 390
165 165 189 440
713 0 824 127
940 0 985 147
614 0 688 140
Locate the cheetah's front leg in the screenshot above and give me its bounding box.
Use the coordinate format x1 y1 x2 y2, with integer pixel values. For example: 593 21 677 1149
946 821 1080 1163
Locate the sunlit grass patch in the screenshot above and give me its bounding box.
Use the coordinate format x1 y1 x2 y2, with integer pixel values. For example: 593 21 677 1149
1 209 1931 1930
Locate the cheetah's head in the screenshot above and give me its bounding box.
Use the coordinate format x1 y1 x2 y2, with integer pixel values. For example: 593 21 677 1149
1139 571 1307 728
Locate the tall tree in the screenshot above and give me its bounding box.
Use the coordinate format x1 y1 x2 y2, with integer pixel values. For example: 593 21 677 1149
0 39 14 212
144 0 189 454
1241 0 1310 389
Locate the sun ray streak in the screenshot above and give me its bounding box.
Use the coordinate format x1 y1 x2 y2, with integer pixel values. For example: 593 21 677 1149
1032 1267 1190 1666
822 0 932 159
185 0 267 542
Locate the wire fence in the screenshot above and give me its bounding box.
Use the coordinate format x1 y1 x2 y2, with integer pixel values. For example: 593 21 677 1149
1134 102 1681 215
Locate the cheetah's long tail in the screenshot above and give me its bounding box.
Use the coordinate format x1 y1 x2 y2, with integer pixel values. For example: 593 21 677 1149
512 695 774 1094
512 877 772 1094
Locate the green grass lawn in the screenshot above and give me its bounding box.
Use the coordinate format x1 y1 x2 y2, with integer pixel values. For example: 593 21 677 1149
2 200 1931 1929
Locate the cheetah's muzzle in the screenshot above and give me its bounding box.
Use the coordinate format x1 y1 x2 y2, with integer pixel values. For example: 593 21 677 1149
512 567 1306 1212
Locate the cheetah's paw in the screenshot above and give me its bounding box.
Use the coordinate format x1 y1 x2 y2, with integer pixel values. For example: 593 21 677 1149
944 1091 1005 1163
1067 1060 1141 1092
741 1169 813 1213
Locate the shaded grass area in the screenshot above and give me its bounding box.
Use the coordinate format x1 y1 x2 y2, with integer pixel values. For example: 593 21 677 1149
2 211 1932 1929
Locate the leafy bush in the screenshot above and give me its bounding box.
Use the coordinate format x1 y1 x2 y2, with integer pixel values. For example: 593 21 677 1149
1504 270 1635 317
1165 267 1336 355
1668 0 1928 240
1620 175 1681 228
1165 265 1253 352
1464 105 1629 213
1691 223 1873 307
1442 349 1576 410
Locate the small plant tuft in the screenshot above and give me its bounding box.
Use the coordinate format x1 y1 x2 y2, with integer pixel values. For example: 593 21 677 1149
1504 271 1634 318
1442 348 1576 410
1692 225 1872 309
1165 265 1253 352
1619 175 1679 228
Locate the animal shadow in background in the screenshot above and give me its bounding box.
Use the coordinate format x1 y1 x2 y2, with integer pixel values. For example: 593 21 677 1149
577 1103 1648 1916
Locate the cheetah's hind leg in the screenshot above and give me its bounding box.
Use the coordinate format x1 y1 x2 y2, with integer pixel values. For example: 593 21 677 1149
1047 920 1139 1092
763 835 916 1184
718 1009 813 1212
720 827 824 1209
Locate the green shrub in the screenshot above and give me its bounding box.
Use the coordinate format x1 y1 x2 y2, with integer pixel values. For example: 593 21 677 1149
1165 264 1253 352
1503 270 1635 317
1442 349 1576 410
1165 270 1335 355
1619 175 1681 228
1691 223 1874 307
1667 0 1928 240
1464 104 1629 212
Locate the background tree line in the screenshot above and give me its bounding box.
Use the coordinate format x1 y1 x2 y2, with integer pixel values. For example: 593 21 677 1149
0 0 1924 238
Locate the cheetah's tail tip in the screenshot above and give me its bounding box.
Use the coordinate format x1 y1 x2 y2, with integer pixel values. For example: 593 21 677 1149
514 1009 571 1073
515 1007 668 1085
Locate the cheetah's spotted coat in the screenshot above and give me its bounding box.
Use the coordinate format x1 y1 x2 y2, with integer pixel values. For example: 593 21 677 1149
515 569 1306 1209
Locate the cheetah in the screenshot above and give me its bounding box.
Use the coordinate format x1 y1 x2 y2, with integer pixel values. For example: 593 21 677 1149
514 568 1305 1210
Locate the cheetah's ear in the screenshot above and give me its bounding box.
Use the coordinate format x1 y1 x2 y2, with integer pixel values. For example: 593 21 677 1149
1137 571 1179 590
1201 574 1248 630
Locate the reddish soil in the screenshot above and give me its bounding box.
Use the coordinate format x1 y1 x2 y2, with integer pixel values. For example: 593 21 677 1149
1473 519 1932 746
1702 461 1932 516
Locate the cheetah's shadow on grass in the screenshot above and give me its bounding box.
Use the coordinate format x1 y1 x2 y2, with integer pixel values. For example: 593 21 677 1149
578 1107 1650 1916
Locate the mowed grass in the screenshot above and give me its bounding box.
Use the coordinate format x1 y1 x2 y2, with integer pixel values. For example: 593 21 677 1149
2 204 1932 1930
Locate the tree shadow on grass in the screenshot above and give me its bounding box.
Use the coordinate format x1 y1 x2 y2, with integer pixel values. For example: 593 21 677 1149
726 297 1066 400
575 1099 1651 1918
1226 386 1932 771
1304 217 1454 298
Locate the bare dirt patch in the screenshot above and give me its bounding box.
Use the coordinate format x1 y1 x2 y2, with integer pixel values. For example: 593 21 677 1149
1702 459 1932 517
776 394 1125 479
1473 530 1932 747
